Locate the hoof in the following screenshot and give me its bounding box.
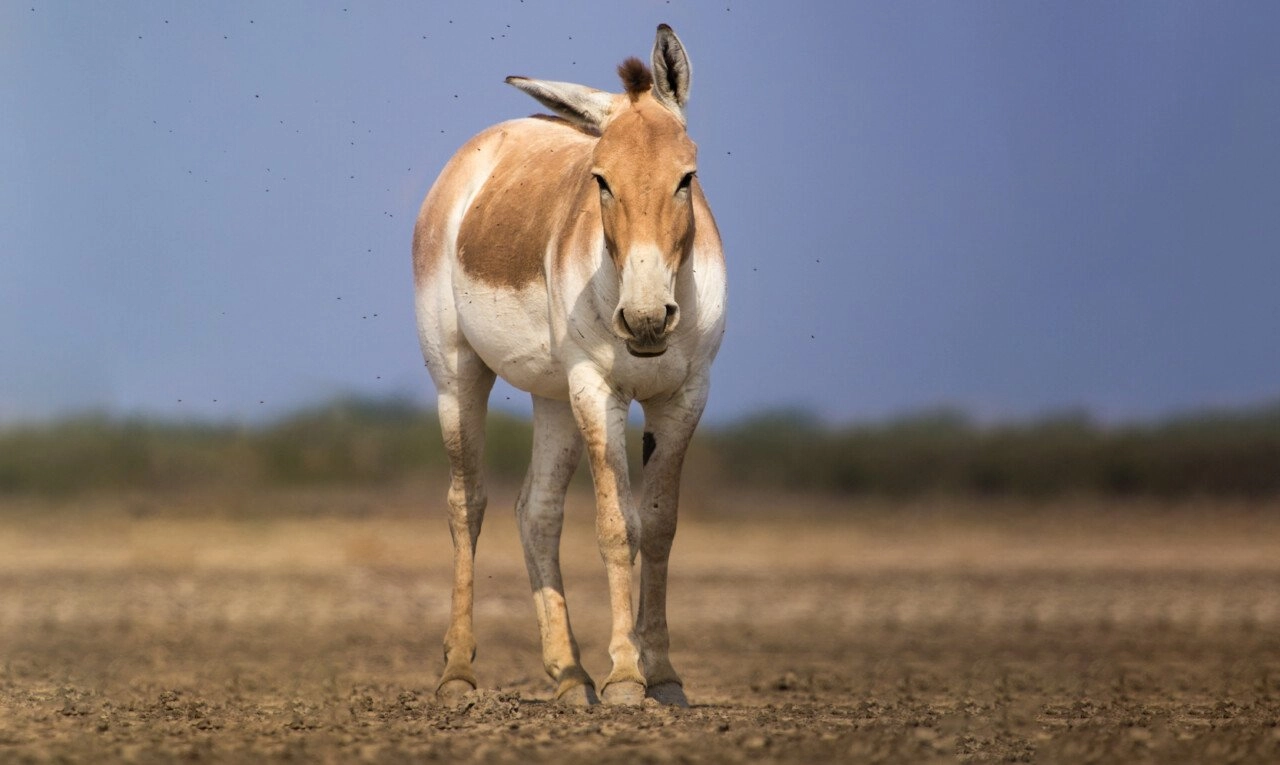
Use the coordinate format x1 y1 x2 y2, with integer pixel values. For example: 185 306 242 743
646 682 689 707
435 678 475 705
553 683 599 707
601 680 646 706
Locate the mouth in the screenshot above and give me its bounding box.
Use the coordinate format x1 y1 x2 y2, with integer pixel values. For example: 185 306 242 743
626 343 667 358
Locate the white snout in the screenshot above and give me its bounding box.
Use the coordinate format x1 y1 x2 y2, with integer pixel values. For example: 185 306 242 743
612 246 679 357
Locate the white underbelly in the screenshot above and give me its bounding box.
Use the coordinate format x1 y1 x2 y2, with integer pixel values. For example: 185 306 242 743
454 279 568 399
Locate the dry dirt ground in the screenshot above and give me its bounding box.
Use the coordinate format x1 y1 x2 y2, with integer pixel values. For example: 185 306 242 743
2 489 1280 763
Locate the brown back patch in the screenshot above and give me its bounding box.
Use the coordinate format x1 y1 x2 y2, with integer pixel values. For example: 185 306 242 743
457 125 596 289
617 57 653 99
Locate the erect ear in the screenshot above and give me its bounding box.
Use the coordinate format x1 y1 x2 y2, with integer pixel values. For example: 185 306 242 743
504 76 615 131
651 24 691 123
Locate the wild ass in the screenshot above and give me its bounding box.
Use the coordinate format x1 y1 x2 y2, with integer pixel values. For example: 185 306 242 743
412 25 725 707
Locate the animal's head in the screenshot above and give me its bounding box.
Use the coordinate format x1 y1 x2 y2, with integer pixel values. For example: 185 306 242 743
507 24 698 358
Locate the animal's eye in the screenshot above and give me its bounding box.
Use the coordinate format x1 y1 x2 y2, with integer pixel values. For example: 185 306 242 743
594 174 612 197
676 171 695 195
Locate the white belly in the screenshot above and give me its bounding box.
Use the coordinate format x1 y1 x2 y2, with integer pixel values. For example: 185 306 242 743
453 276 569 400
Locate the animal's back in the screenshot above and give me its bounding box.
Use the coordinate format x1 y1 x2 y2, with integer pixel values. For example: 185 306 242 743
413 117 596 294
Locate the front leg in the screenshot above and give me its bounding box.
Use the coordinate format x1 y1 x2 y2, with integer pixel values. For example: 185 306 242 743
636 376 709 707
568 364 646 705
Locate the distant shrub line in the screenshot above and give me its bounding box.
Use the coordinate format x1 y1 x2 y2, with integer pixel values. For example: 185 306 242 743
710 406 1280 498
2 397 1278 498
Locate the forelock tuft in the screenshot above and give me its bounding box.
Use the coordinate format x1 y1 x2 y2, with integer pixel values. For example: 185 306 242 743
617 57 653 98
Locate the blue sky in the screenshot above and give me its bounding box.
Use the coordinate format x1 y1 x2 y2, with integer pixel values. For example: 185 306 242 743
4 2 1279 425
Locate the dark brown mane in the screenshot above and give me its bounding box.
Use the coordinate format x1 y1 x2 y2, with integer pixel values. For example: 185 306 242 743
617 57 653 99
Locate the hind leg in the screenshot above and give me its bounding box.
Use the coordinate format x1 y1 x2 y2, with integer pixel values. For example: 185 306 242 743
517 396 597 704
431 344 496 702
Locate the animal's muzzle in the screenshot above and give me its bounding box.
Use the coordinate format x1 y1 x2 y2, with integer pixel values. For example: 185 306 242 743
614 303 680 356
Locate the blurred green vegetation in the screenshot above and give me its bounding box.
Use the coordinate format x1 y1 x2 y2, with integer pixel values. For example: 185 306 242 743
2 396 1279 499
712 405 1280 498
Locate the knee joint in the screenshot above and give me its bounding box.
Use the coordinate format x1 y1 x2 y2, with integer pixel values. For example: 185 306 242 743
447 484 487 514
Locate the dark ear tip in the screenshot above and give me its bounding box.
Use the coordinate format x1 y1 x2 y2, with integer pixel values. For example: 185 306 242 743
657 23 673 34
505 75 526 85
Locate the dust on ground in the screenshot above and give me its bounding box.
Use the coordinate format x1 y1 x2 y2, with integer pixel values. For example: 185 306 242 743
2 490 1279 763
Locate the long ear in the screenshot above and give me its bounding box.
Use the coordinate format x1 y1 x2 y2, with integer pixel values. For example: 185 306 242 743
651 24 691 122
505 76 614 131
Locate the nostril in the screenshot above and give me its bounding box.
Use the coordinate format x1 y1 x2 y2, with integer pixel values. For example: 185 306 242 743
663 303 680 333
616 308 634 338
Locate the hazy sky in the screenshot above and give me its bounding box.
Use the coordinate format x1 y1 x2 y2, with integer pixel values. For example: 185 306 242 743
5 2 1280 425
